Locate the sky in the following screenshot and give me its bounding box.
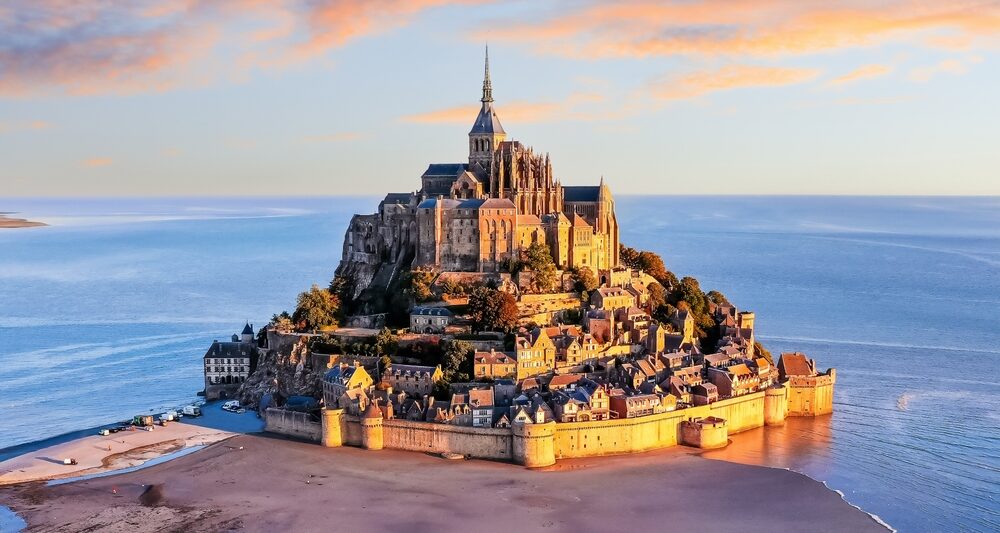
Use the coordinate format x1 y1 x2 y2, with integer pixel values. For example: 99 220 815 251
1 0 998 196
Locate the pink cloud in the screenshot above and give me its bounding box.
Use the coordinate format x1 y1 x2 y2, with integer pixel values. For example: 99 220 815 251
652 65 821 100
0 0 485 97
82 157 113 167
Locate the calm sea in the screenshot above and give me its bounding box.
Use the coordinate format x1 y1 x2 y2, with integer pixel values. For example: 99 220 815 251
0 196 997 532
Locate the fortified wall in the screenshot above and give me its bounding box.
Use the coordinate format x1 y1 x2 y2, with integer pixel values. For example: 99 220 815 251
266 378 833 468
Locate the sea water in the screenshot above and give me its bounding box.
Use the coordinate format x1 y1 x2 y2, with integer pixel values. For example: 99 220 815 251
0 196 997 532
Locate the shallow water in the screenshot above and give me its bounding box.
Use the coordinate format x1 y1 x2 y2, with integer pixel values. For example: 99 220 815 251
0 196 997 532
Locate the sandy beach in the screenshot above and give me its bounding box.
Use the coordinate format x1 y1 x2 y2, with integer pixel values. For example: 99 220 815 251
0 433 887 533
0 214 46 228
0 423 233 486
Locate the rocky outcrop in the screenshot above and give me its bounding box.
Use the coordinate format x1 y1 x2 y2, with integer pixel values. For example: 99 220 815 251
236 337 323 408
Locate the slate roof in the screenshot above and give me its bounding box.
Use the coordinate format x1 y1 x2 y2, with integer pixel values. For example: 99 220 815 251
203 341 252 360
411 306 452 317
470 103 505 135
416 198 485 210
241 322 254 335
423 163 467 177
381 193 411 206
563 186 600 202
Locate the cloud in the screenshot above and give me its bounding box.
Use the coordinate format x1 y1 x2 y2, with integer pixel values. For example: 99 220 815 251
827 64 892 86
0 1 483 97
302 132 366 142
652 65 821 100
401 92 632 124
82 157 113 167
480 1 1000 60
909 56 982 82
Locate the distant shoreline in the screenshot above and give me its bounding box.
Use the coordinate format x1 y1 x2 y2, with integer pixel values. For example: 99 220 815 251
0 214 46 229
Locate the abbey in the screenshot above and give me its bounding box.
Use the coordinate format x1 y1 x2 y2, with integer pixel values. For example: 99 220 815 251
342 50 619 274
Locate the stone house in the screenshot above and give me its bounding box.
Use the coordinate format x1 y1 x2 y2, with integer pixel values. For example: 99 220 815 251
203 323 257 401
591 287 634 311
473 349 517 379
707 363 760 398
410 306 453 333
338 388 371 416
515 328 555 380
692 383 719 405
323 363 374 408
382 364 442 397
468 388 495 427
609 392 665 419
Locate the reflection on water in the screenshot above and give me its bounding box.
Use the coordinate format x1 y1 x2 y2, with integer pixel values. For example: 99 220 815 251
704 416 834 474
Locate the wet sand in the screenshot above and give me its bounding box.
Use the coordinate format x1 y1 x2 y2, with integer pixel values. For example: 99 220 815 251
0 433 887 533
0 423 233 486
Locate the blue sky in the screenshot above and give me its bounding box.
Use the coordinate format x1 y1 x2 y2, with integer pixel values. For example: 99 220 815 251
1 1 998 196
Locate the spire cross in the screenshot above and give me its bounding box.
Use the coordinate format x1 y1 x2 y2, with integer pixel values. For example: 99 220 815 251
482 44 493 103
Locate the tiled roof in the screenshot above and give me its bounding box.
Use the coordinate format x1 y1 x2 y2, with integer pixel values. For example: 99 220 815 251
779 352 816 377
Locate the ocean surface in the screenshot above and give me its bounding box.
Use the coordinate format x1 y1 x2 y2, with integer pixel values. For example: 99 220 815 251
1 196 997 532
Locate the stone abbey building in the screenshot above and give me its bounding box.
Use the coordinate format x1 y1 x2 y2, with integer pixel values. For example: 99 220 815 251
341 50 619 274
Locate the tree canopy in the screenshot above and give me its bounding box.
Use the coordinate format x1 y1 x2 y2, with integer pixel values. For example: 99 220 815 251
569 266 598 293
468 287 519 333
522 242 557 293
292 284 341 331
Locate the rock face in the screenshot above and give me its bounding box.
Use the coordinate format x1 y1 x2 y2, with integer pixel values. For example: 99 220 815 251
236 337 323 408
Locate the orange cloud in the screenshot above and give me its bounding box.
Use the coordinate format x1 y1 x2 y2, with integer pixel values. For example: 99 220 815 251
481 1 1000 59
82 157 113 167
0 120 52 133
827 64 892 86
653 65 821 100
0 0 486 97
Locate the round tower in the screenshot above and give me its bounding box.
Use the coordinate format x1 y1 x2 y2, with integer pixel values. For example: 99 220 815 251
764 384 788 426
321 408 345 448
512 421 555 468
361 402 384 450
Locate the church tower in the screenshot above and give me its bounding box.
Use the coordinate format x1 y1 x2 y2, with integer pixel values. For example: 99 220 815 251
469 46 506 175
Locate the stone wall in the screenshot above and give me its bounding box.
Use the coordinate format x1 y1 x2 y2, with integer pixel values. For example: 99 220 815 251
315 380 832 467
551 392 764 459
264 408 322 443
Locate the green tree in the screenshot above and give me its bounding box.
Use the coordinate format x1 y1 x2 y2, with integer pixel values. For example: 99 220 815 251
292 284 341 331
706 290 730 306
619 245 640 269
648 282 667 310
269 311 294 333
675 276 708 316
373 327 399 356
569 266 598 293
522 242 557 293
441 340 474 382
406 268 436 302
468 287 519 333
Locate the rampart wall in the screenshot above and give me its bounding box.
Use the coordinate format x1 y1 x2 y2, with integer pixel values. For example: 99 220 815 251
262 377 831 468
264 408 322 442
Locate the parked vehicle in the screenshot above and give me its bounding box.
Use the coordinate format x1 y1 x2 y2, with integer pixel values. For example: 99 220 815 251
132 415 154 427
221 400 242 413
182 405 202 417
98 429 110 436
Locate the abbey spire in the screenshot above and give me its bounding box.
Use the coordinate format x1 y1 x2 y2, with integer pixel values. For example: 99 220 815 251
469 45 505 168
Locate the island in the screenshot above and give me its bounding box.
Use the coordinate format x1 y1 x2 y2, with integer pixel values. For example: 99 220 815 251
0 213 46 228
0 51 874 533
220 50 836 467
